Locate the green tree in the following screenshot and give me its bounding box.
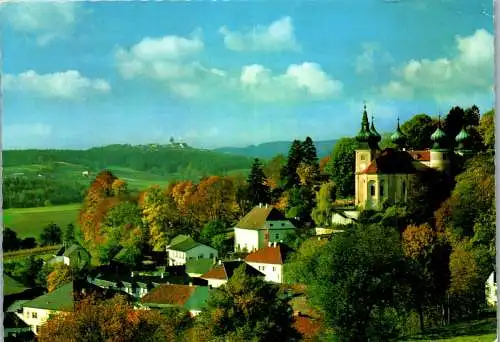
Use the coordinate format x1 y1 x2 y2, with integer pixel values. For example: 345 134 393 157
284 238 327 284
478 109 495 150
310 224 412 341
192 264 300 341
281 140 304 190
63 223 76 246
3 228 21 252
327 137 357 198
40 223 62 246
246 158 271 206
400 114 437 150
200 220 227 246
311 182 336 227
301 136 319 167
286 186 315 223
264 154 287 189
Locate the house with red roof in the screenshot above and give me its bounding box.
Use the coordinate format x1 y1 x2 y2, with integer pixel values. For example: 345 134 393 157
200 260 264 288
244 242 292 283
233 204 295 253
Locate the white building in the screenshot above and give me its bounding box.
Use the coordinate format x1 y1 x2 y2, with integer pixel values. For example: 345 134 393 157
245 242 290 283
166 235 218 266
201 260 265 288
234 204 296 253
486 271 497 307
19 282 74 335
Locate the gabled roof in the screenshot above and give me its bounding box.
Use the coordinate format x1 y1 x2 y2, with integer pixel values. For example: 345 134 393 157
168 237 202 252
245 244 292 265
236 205 291 230
358 148 421 175
169 235 191 247
4 274 29 296
63 244 86 257
140 284 209 311
201 261 264 280
23 282 74 312
186 258 215 275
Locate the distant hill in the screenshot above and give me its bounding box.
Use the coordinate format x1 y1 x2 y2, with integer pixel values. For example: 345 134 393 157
213 140 337 160
3 144 253 186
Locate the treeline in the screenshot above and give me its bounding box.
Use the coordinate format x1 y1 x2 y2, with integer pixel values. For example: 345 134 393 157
3 177 86 208
3 144 253 177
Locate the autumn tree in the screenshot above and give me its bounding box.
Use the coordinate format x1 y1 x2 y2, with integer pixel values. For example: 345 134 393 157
264 154 287 189
326 137 357 198
246 158 271 206
192 264 300 341
478 109 495 150
318 155 331 174
47 264 73 292
39 294 186 342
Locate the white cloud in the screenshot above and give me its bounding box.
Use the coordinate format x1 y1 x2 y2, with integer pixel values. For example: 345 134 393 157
219 17 300 52
1 2 80 45
239 62 343 102
379 29 494 101
355 43 394 75
3 123 53 148
3 70 111 100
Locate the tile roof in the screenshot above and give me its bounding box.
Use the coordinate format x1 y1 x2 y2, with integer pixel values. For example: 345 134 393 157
236 205 291 230
4 274 29 296
140 284 196 307
183 286 210 311
23 282 74 312
409 150 431 162
186 258 215 275
245 244 292 265
201 261 264 280
358 148 420 175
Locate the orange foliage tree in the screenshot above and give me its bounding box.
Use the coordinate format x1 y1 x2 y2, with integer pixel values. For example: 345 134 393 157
47 264 73 293
38 294 187 342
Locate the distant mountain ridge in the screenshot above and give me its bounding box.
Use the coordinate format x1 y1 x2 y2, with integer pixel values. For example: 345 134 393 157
213 140 338 159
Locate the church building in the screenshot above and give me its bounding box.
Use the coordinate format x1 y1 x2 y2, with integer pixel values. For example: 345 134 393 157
353 104 474 211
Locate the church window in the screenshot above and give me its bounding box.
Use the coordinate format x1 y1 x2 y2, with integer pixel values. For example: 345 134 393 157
379 181 384 197
370 183 376 196
360 155 366 161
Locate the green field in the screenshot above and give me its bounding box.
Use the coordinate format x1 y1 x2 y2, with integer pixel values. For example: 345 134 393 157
3 204 81 239
403 317 497 341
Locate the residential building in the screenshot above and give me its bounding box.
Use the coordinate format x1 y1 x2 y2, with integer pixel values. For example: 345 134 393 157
47 244 90 270
185 258 216 278
3 312 34 341
4 274 42 312
166 235 218 266
234 204 296 252
201 260 264 288
139 283 210 317
19 282 74 335
245 242 292 283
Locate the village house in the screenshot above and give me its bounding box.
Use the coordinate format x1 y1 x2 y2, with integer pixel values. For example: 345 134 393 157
201 260 265 288
234 204 296 253
18 282 74 335
185 258 216 278
139 283 210 317
3 312 34 341
244 242 292 284
47 243 91 270
166 235 218 266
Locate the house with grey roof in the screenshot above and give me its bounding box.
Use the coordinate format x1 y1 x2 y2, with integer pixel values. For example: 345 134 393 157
234 204 296 253
166 235 218 266
48 243 90 270
19 282 74 335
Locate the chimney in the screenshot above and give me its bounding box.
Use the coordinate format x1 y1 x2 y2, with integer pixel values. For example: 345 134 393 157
213 256 217 264
161 272 164 279
131 271 134 278
218 259 222 265
265 203 268 208
189 282 193 287
268 241 272 247
273 241 277 248
259 203 262 208
166 281 170 285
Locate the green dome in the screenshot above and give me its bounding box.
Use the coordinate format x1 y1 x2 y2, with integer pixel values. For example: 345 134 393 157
369 117 382 143
455 127 470 143
391 117 407 147
431 127 446 141
356 105 372 142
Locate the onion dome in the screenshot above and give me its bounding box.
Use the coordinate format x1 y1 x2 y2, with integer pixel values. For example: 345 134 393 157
431 115 448 150
390 117 407 148
455 126 471 150
369 116 382 143
356 104 372 143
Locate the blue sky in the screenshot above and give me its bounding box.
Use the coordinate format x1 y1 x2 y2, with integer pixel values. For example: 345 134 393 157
1 0 494 149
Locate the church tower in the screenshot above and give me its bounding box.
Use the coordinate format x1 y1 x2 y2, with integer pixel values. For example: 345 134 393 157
354 104 380 173
390 117 407 150
455 126 474 158
429 116 451 173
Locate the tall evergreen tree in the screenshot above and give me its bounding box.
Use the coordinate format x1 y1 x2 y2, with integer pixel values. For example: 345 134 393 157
302 136 319 167
280 140 304 190
247 158 271 206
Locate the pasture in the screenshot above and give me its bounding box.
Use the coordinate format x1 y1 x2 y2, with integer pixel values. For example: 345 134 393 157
3 204 81 239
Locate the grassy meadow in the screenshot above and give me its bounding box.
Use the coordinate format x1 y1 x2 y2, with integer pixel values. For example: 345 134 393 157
403 317 497 341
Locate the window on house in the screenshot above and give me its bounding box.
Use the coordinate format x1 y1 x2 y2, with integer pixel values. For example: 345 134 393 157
275 234 279 240
32 312 37 319
259 266 265 271
281 223 285 227
370 184 376 196
361 155 366 161
36 325 40 334
209 253 214 259
270 223 274 227
272 267 276 271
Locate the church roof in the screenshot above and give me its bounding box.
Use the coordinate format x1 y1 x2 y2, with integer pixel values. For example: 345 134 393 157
358 148 425 175
408 150 430 162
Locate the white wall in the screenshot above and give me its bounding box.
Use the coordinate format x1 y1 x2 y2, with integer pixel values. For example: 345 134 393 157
21 307 64 335
246 262 283 283
166 249 187 266
486 272 497 307
234 228 259 252
167 244 218 266
205 278 227 288
331 211 359 226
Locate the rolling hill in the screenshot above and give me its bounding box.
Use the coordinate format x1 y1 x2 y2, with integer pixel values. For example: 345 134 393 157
213 140 337 159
